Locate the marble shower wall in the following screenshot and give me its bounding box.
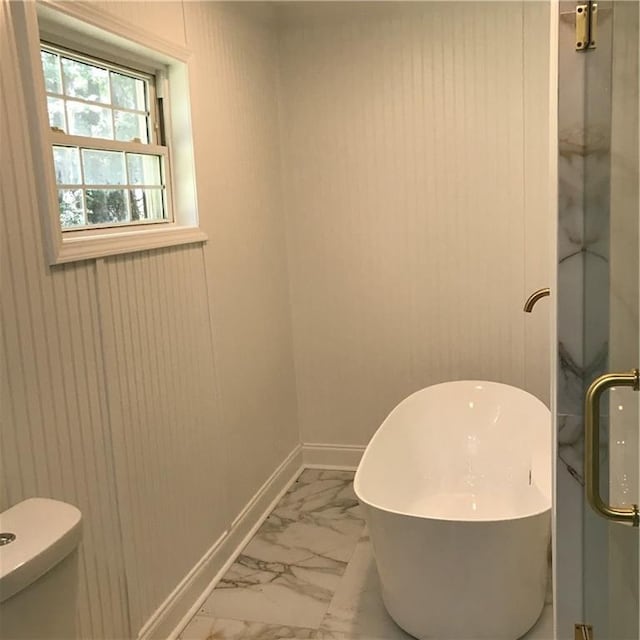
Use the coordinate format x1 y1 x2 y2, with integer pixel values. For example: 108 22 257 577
557 1 613 485
555 2 615 636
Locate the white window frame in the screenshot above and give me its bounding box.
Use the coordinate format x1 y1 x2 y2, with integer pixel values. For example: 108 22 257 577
12 0 206 265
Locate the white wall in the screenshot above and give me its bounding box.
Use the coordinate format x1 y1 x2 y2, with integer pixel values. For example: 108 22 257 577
278 1 551 447
0 1 298 637
185 0 299 535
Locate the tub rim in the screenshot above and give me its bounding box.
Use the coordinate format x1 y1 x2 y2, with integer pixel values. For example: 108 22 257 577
354 379 552 523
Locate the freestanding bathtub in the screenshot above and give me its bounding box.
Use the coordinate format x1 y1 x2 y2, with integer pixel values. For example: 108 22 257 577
354 380 551 640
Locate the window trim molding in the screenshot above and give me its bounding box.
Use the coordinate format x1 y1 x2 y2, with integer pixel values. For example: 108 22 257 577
37 0 191 65
12 1 207 266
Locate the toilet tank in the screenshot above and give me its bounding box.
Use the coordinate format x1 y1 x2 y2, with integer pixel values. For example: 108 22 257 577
0 498 82 640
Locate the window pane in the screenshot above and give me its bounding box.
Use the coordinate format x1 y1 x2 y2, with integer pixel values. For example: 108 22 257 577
129 189 164 221
58 189 84 228
86 189 129 224
47 97 66 131
53 147 81 185
127 154 161 185
61 57 110 104
114 111 148 143
41 51 61 94
67 101 113 139
110 72 146 111
82 149 126 185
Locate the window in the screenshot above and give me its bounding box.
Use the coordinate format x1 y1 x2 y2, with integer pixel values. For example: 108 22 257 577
10 0 205 264
41 44 172 231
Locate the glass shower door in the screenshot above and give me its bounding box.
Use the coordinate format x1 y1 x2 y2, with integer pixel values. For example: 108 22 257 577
580 1 639 638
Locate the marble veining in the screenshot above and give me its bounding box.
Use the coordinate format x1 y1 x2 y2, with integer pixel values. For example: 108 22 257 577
271 469 362 524
195 470 365 630
180 616 316 639
179 469 553 640
556 6 613 484
558 414 585 484
557 43 612 486
557 342 584 417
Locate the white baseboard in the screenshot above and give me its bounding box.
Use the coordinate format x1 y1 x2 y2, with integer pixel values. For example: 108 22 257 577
138 444 303 640
302 442 365 470
139 442 366 640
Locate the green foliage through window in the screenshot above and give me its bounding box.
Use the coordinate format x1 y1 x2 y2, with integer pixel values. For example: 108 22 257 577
42 43 169 230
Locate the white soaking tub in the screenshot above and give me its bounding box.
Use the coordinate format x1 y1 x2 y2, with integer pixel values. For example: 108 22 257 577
354 380 551 640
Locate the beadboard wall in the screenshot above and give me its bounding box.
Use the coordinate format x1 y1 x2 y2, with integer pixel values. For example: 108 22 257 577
278 1 552 446
1 1 298 637
185 1 300 516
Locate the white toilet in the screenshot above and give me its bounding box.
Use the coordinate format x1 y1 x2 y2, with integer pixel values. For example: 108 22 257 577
0 498 82 640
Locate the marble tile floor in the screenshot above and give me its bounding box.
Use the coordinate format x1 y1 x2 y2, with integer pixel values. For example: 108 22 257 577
178 469 553 640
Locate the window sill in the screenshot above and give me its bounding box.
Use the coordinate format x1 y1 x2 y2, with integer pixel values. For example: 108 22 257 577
54 225 208 264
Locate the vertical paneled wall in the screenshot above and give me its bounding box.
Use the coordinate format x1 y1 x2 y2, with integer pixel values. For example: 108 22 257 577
278 2 551 446
1 3 130 636
523 1 553 407
1 1 298 637
96 247 228 630
184 1 300 517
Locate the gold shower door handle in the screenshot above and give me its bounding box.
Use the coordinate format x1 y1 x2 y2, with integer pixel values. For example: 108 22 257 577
584 369 640 526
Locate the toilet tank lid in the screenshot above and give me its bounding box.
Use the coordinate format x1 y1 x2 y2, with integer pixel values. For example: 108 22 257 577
0 498 82 604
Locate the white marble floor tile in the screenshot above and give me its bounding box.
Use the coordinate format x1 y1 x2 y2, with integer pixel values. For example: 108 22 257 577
200 470 365 630
257 516 364 563
181 468 553 640
201 545 346 628
272 469 363 525
316 534 413 640
179 614 316 640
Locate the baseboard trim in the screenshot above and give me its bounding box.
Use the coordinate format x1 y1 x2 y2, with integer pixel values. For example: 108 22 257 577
140 442 366 639
302 442 365 470
138 444 303 640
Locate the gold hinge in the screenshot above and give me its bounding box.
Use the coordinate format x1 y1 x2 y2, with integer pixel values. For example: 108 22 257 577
575 623 594 640
576 2 598 50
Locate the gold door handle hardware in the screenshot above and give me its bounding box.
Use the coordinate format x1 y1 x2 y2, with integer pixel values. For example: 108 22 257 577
523 288 550 312
584 369 640 526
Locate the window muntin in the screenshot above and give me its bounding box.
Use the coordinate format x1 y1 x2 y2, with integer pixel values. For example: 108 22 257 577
41 44 152 142
40 44 171 231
